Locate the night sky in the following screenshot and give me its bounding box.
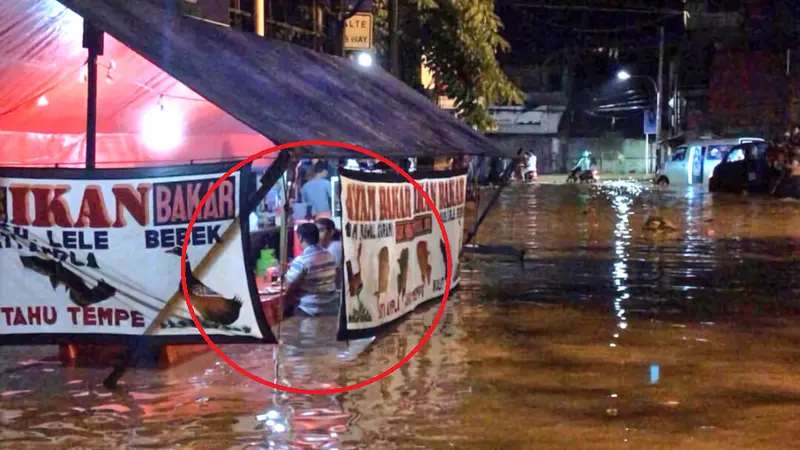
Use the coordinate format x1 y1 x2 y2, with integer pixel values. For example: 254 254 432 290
493 0 686 134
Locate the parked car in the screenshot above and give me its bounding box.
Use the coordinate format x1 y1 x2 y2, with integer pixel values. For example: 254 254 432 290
708 141 772 194
654 137 764 187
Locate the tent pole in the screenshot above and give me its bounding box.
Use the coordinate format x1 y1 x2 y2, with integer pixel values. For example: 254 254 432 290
245 150 290 214
83 21 128 390
463 150 522 247
83 21 104 170
274 163 291 383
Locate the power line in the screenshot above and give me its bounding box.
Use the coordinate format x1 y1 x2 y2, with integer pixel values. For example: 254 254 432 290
517 9 671 33
509 2 683 16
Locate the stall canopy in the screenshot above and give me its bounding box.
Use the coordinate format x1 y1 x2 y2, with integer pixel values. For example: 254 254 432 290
38 0 502 160
0 0 280 167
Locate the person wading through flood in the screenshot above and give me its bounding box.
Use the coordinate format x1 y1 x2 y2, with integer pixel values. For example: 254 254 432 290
315 218 343 291
487 157 502 186
523 151 538 182
301 161 332 219
283 223 339 317
574 149 593 173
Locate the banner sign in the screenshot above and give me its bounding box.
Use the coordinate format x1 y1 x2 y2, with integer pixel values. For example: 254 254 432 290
0 163 276 345
337 169 466 340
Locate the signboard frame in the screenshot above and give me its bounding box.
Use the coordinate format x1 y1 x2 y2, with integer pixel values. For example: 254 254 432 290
336 168 466 341
344 12 373 50
0 162 276 346
644 108 657 135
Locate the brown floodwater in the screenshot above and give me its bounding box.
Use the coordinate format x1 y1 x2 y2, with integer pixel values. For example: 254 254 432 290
1 181 799 449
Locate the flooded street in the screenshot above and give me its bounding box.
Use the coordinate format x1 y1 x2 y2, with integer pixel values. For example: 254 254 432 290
2 181 799 449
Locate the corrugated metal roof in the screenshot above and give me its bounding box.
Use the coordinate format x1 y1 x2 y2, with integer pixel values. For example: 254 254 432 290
56 0 504 158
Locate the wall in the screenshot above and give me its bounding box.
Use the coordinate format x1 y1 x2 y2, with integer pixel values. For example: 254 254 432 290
709 50 789 136
487 134 558 171
487 134 651 174
567 137 652 174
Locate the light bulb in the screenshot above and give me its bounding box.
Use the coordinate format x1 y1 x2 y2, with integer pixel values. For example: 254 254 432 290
141 99 183 153
357 52 373 67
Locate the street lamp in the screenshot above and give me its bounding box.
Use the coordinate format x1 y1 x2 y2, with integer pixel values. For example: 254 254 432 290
356 52 373 68
617 69 661 174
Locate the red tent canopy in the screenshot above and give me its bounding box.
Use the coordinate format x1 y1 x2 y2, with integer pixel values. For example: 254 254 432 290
0 0 274 167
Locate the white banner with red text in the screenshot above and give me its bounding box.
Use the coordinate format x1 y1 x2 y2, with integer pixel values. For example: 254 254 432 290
0 163 275 344
337 169 466 340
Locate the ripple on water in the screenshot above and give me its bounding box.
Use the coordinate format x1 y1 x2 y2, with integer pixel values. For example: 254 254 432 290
1 182 799 449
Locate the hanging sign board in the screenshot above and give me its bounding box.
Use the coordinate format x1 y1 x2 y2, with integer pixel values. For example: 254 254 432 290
0 163 275 345
344 13 373 50
644 108 657 135
337 169 466 340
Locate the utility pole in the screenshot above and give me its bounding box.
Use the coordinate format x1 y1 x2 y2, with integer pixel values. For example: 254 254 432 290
655 25 665 171
559 47 576 172
388 0 400 76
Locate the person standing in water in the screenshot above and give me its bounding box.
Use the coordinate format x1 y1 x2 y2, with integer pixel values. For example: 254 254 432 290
315 218 342 267
315 218 343 291
523 151 538 182
573 149 593 173
283 223 338 317
300 161 332 218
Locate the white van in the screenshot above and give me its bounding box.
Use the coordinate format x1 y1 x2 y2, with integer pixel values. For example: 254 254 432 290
655 137 764 186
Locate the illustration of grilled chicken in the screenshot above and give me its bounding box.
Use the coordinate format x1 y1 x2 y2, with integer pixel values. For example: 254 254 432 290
397 248 409 297
439 238 448 273
165 247 242 325
454 220 462 282
440 234 461 283
346 241 363 298
416 241 432 286
19 255 116 307
375 246 390 300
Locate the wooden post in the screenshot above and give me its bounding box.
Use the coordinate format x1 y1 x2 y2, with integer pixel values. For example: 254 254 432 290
389 0 400 76
255 0 265 36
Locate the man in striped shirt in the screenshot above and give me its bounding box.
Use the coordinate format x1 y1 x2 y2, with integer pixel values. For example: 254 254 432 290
284 223 339 316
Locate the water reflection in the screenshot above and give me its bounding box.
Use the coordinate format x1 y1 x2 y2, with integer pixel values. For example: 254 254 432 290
2 182 800 449
603 181 639 339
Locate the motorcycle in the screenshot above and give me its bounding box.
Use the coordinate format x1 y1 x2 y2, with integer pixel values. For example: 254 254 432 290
566 167 599 183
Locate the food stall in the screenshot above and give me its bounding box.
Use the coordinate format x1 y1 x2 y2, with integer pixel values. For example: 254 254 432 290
0 0 510 385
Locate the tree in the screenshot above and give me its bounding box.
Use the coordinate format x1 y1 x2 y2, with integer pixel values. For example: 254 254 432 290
248 0 522 130
373 0 523 130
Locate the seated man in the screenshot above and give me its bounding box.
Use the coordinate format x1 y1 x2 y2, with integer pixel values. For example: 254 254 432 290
283 223 339 317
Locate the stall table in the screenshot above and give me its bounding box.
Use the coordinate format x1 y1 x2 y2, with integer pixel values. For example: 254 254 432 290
59 218 297 369
59 282 288 369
